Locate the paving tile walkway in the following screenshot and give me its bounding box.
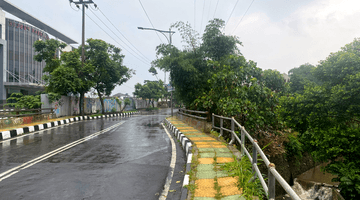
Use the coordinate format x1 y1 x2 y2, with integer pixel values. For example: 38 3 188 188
168 117 245 200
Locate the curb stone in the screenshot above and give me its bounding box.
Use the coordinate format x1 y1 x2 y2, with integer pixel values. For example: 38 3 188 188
164 118 192 200
0 111 140 141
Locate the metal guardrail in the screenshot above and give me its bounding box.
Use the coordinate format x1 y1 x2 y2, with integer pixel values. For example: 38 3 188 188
212 113 301 200
178 108 208 120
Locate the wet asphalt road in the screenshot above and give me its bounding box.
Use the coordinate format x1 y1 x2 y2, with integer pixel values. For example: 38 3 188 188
0 108 185 200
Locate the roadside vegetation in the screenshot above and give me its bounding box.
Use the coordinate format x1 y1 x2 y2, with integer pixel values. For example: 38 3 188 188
33 38 133 115
152 18 360 198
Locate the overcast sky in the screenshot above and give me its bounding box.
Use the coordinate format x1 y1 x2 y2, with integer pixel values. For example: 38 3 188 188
4 0 360 96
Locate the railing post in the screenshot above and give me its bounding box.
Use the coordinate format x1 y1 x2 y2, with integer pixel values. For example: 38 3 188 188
268 163 276 200
219 116 223 137
241 127 245 157
229 117 235 144
212 113 214 129
252 139 258 180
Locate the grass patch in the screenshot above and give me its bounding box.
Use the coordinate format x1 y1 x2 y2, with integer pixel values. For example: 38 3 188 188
186 147 199 200
221 156 265 200
90 113 103 117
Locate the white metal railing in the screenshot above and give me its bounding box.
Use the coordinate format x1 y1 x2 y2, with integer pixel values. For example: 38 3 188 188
212 113 301 200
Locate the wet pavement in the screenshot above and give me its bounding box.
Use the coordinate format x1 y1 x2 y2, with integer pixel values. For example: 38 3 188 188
0 109 185 200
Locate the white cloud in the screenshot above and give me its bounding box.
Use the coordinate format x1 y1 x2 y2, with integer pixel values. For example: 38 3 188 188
227 0 360 74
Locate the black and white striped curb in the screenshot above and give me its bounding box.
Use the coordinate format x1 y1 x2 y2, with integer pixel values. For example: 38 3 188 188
0 111 140 141
164 118 192 200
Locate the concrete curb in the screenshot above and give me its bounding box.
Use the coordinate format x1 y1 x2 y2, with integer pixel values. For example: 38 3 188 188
0 111 140 141
164 118 192 200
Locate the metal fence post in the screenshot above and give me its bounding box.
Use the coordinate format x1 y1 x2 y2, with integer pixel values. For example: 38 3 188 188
212 113 214 129
220 116 223 137
252 140 258 180
268 163 276 200
229 117 235 144
241 127 245 157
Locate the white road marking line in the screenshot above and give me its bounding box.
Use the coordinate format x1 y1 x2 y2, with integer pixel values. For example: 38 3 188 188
0 121 125 182
159 123 176 200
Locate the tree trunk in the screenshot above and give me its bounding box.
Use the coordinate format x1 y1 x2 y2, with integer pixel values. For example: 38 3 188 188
97 89 105 114
152 99 155 108
80 92 85 116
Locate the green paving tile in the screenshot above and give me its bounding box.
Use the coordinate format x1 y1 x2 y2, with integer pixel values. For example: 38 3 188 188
194 197 216 200
186 135 208 137
222 195 246 200
214 148 231 153
197 164 214 171
216 170 229 177
196 170 217 179
199 148 216 152
217 153 233 157
199 152 215 158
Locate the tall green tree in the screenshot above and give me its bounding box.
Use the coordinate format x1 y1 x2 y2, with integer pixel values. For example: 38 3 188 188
280 38 360 198
262 69 287 93
288 63 318 94
84 39 133 114
133 80 165 108
34 39 94 115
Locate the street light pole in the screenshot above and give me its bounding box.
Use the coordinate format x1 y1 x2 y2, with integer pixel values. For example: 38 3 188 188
138 27 175 115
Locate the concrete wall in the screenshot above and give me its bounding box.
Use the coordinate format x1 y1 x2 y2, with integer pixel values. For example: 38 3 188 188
41 94 122 117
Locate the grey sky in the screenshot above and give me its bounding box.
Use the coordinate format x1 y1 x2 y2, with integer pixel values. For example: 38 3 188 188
4 0 360 96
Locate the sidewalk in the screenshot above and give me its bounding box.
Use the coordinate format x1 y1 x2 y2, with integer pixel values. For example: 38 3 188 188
167 117 244 200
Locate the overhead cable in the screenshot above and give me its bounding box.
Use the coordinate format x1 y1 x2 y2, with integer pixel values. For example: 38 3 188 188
225 0 240 29
213 0 219 18
89 8 150 63
231 0 255 34
97 8 152 63
85 13 150 66
200 0 206 33
138 0 164 43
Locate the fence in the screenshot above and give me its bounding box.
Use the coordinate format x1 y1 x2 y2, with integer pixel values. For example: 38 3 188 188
178 108 208 131
212 114 301 200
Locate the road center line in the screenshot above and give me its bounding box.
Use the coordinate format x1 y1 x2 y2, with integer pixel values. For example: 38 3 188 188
0 121 125 182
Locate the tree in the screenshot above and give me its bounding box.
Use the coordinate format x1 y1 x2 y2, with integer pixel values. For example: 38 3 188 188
262 69 287 93
279 38 360 198
202 19 242 61
34 39 94 116
133 80 165 108
84 39 133 114
288 63 317 94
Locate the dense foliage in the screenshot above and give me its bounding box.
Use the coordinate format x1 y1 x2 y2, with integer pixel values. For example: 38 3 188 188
133 80 166 108
34 38 132 115
152 17 360 197
6 93 42 109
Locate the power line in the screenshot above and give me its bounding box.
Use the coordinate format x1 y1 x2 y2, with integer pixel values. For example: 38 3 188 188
89 8 150 64
206 0 212 24
138 0 164 43
231 0 256 34
85 13 150 66
200 0 206 33
97 8 152 63
225 0 240 29
213 0 219 18
194 0 196 30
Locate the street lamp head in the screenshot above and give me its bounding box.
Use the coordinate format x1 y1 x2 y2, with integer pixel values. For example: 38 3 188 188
138 27 144 30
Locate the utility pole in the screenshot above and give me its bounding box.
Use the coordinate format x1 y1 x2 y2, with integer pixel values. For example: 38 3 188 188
69 0 97 116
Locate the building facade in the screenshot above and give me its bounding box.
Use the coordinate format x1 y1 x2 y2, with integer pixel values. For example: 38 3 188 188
0 0 77 101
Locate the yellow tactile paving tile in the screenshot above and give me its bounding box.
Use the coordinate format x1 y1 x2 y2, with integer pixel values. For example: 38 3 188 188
217 157 234 163
197 144 226 148
190 137 216 141
198 158 214 164
194 141 223 145
194 179 217 198
218 177 242 196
